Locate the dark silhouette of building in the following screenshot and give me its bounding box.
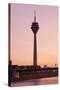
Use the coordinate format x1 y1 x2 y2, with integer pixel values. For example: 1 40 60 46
9 60 12 65
31 11 39 66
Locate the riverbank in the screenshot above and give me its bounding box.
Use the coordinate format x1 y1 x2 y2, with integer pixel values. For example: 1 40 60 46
11 71 58 82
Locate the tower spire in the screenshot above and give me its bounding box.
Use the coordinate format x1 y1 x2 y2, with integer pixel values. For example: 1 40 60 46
34 10 36 22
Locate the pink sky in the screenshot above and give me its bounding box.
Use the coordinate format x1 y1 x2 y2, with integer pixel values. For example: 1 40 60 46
10 3 58 67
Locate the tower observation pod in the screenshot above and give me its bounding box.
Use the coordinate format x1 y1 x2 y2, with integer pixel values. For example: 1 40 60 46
31 11 39 66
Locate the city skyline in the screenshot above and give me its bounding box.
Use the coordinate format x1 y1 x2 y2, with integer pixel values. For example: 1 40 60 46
10 3 58 67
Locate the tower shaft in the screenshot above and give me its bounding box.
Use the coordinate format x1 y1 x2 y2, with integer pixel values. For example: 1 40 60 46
33 33 37 66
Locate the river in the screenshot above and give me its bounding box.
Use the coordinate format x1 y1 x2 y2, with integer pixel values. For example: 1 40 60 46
11 77 58 87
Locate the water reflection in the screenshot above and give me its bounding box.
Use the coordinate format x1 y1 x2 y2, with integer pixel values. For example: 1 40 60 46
31 79 41 85
11 77 58 87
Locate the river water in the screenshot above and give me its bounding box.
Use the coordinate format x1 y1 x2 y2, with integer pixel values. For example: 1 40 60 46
11 77 58 87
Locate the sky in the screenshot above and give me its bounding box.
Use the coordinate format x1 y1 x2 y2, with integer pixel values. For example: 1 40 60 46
10 3 58 67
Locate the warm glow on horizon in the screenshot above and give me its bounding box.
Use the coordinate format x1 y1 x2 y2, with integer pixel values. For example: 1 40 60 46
10 3 58 67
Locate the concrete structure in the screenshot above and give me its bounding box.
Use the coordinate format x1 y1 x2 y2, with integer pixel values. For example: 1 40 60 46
31 11 39 66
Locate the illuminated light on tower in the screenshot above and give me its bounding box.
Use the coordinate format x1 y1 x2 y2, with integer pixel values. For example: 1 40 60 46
31 11 39 66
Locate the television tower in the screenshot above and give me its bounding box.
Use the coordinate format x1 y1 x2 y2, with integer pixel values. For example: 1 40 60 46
31 11 39 66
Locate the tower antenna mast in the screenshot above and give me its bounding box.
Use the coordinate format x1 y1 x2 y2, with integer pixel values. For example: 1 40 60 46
34 10 36 22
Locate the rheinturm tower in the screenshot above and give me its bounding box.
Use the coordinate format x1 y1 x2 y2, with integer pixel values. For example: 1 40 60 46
31 11 39 66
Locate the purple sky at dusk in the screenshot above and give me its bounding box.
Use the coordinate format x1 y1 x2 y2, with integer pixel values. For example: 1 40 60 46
10 3 58 67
